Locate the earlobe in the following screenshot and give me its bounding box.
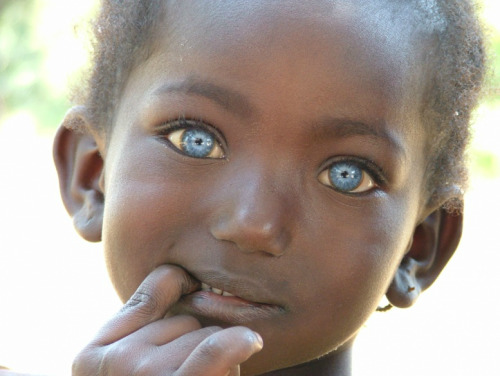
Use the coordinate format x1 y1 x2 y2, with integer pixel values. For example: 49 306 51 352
53 106 105 242
386 207 463 308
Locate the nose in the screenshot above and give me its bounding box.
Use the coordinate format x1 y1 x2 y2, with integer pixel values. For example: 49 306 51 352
210 168 293 257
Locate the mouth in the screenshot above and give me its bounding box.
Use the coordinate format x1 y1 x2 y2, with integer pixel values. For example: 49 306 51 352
174 271 285 325
200 282 235 297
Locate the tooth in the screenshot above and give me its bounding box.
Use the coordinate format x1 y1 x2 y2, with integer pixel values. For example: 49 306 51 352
222 291 234 297
201 283 211 291
211 287 223 295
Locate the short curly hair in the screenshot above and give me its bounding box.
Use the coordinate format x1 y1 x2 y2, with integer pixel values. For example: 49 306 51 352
72 0 487 211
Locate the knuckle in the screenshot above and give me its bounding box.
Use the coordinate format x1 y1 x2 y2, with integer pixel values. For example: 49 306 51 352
123 287 160 318
199 333 227 358
125 291 151 308
134 348 177 376
133 361 155 376
98 344 135 376
72 346 100 376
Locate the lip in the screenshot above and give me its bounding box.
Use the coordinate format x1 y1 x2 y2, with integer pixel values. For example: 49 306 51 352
175 268 285 325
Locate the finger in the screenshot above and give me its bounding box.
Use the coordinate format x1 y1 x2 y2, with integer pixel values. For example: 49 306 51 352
128 314 202 345
174 327 263 376
149 326 224 367
84 327 224 376
92 265 199 346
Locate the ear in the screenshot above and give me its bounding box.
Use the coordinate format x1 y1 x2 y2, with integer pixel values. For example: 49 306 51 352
53 106 105 242
386 207 463 308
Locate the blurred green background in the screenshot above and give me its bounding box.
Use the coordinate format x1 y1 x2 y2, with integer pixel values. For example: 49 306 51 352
0 0 94 132
0 1 499 375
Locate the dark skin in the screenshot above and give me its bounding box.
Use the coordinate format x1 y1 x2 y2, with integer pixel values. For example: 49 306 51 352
50 1 462 375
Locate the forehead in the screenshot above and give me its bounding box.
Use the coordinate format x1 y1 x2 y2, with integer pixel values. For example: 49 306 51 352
156 0 428 105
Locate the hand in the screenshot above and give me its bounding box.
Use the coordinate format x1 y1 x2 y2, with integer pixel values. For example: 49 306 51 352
72 265 263 376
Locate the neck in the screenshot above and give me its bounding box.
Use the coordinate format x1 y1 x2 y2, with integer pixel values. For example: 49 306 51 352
259 345 352 376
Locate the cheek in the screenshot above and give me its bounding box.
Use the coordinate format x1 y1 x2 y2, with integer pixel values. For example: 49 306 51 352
101 144 202 301
290 201 413 340
249 212 412 368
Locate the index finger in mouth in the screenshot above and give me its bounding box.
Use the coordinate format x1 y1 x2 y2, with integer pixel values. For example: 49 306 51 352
92 264 200 346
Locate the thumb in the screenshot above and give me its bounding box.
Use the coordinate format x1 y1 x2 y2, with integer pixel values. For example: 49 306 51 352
92 265 199 346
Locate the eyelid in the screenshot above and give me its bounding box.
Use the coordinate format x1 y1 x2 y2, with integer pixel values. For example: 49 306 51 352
157 118 227 144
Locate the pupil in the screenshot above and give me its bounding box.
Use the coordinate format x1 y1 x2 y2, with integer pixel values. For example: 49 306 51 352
195 138 203 145
341 171 349 179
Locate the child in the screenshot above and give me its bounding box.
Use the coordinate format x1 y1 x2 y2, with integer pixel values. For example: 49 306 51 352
48 0 485 375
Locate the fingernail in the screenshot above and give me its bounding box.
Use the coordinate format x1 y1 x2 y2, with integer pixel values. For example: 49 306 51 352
253 331 263 349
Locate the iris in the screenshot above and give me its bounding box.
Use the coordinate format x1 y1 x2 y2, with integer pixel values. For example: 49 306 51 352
329 162 362 192
181 128 215 158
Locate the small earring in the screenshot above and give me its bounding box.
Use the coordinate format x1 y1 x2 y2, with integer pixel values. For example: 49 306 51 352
376 294 393 312
376 303 393 312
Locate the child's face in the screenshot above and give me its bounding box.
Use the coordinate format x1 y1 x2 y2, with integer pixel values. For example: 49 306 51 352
100 1 430 373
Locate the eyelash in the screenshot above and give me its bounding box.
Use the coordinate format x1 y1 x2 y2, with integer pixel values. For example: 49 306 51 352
156 118 386 194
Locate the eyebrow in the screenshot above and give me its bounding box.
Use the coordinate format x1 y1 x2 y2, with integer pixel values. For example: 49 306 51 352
311 117 406 157
153 77 405 157
152 77 255 119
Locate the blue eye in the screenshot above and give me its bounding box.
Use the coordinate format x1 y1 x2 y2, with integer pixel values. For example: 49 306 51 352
166 124 225 159
318 161 376 193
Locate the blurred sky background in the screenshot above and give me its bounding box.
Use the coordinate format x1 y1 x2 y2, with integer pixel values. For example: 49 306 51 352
0 1 499 375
